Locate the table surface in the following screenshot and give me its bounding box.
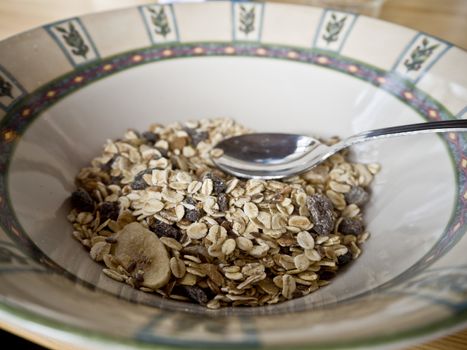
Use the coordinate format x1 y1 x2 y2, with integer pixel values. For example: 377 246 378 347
0 0 466 349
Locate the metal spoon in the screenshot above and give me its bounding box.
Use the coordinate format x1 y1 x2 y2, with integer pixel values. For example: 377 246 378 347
212 120 467 179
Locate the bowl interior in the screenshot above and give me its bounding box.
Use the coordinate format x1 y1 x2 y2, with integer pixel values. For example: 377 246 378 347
0 1 466 349
8 56 456 310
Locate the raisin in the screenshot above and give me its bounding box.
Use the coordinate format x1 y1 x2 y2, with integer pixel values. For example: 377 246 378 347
170 155 180 170
131 168 154 190
306 194 335 235
213 177 226 194
131 179 147 190
164 279 177 296
105 237 117 244
185 128 209 146
271 192 284 203
98 201 120 221
71 188 94 212
203 173 226 194
338 217 363 235
319 270 336 280
142 131 159 144
337 251 353 266
217 193 229 212
134 270 145 285
127 261 137 273
101 154 118 172
181 285 208 305
292 289 304 298
220 220 232 233
111 175 123 185
150 220 182 241
185 197 197 206
202 172 212 180
185 209 200 222
345 186 369 206
182 245 210 262
183 197 200 222
156 147 169 158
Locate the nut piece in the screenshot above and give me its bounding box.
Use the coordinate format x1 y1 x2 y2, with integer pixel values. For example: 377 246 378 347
113 222 171 289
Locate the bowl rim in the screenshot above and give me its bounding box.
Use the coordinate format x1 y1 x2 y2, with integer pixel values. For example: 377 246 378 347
1 300 467 349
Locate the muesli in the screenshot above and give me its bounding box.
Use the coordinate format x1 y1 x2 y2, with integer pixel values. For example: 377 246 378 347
68 118 377 308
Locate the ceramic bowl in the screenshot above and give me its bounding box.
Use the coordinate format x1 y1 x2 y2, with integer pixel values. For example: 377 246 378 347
0 1 466 349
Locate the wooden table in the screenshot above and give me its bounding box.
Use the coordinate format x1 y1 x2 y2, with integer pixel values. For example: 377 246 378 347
0 1 466 349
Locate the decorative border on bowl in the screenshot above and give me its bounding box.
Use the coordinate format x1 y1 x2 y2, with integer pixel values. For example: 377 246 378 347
139 4 180 45
390 32 452 84
0 64 27 112
44 17 100 67
0 41 465 314
312 9 358 53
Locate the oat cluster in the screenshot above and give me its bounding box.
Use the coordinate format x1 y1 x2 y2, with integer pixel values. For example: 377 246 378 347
67 118 378 308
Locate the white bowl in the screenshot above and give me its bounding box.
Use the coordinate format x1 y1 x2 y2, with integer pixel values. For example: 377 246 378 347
0 1 466 349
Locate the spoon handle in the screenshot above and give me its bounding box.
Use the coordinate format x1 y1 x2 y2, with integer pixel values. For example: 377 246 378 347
338 120 467 150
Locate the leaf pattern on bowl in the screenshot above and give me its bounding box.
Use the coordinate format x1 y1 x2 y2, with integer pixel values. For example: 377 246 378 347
404 37 439 72
0 75 13 99
55 22 89 59
322 13 347 45
239 5 256 36
148 6 171 38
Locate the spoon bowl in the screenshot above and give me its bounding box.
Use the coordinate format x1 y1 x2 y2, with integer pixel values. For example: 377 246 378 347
214 133 328 179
